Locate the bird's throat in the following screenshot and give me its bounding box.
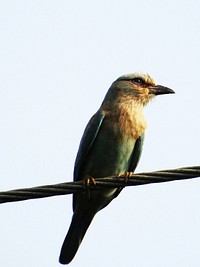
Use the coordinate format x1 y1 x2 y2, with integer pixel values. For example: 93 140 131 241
104 101 147 140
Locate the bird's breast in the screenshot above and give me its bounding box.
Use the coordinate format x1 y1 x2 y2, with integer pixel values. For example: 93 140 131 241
82 108 146 179
105 105 147 140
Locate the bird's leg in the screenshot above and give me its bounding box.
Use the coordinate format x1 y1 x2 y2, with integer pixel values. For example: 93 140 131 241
83 175 96 199
124 171 133 182
114 172 132 198
118 172 133 183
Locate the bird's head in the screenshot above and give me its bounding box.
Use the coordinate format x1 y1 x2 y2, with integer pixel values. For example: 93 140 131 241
103 73 175 107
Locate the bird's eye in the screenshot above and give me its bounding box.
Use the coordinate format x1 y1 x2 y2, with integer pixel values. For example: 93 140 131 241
131 77 144 85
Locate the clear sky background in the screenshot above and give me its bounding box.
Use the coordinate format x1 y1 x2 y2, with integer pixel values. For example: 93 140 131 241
0 1 200 266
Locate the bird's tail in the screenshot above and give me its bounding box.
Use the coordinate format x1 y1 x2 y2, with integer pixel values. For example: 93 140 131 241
59 211 95 264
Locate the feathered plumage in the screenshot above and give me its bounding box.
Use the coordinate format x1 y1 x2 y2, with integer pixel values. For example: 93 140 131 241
59 73 174 264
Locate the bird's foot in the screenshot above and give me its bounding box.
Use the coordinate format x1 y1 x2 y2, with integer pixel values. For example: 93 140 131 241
118 171 133 183
124 171 133 182
83 175 96 199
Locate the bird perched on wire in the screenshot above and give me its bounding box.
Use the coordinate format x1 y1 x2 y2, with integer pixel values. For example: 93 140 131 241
59 73 175 264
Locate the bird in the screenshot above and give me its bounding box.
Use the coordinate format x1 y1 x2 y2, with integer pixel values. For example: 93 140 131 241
59 73 175 264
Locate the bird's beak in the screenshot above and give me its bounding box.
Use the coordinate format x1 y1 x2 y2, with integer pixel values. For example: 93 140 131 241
149 85 175 95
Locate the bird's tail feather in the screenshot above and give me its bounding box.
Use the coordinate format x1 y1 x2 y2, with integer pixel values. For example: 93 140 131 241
59 211 95 264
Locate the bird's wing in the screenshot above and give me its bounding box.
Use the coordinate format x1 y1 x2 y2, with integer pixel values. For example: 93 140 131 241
73 109 105 182
128 133 145 172
112 133 145 200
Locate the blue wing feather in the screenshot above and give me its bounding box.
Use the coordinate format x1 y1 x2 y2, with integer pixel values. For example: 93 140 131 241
128 133 145 172
112 133 145 199
74 110 105 182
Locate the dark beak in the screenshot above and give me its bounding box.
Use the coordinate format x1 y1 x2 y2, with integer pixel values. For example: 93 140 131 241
149 85 175 95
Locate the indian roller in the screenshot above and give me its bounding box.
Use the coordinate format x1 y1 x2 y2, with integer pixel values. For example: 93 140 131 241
59 73 175 264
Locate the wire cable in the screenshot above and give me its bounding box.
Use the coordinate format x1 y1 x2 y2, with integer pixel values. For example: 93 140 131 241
0 165 199 204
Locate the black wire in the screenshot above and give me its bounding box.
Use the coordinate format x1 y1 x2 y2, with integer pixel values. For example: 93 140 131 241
0 166 200 204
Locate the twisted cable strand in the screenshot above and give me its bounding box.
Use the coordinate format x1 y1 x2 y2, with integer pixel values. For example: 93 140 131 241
0 166 200 204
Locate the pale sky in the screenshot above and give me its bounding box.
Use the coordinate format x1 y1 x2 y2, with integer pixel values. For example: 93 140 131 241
0 1 200 267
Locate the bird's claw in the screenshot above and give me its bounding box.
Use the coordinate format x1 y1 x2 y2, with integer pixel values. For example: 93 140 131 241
118 171 133 183
124 171 133 182
83 175 96 199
